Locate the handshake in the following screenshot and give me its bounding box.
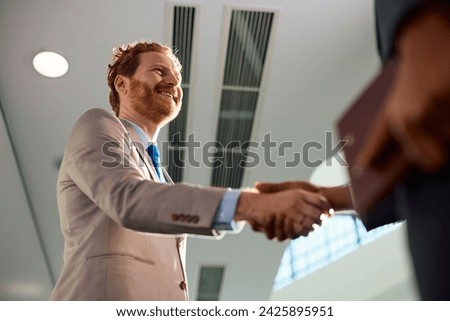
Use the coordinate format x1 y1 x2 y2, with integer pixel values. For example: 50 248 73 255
235 181 353 241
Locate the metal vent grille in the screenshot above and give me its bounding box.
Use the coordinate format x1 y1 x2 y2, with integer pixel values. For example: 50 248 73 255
211 9 275 188
167 5 196 182
196 266 225 301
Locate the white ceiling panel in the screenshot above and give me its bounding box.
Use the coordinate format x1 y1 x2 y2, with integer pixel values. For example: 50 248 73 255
0 104 53 300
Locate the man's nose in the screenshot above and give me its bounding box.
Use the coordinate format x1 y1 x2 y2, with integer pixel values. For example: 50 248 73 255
163 71 179 86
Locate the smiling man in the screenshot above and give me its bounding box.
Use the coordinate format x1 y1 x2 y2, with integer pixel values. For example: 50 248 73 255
50 41 332 300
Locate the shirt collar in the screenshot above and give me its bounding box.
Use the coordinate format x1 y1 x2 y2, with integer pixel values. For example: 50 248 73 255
123 119 153 149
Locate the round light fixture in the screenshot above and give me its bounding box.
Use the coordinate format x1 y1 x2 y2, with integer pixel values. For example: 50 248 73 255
33 51 69 78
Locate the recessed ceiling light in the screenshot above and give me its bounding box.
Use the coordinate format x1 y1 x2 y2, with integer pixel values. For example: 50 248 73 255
33 51 69 78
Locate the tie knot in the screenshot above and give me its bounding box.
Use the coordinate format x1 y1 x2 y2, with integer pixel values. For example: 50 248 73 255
147 144 160 161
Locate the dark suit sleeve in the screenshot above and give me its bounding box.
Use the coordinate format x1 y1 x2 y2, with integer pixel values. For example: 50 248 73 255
376 0 450 62
375 0 420 62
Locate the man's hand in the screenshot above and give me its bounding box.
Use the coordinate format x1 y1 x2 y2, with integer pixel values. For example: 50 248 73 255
254 181 353 212
235 188 332 241
356 4 450 173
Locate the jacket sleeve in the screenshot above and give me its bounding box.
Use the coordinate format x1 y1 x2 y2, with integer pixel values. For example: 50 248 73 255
63 108 227 236
375 0 420 62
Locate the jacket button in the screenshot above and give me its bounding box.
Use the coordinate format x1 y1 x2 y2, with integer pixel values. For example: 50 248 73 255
179 281 187 290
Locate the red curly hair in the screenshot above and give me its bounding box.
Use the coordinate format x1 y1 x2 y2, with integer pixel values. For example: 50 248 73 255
107 41 181 116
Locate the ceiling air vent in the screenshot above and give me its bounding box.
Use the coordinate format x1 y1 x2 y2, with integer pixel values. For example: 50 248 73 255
211 9 276 188
166 4 197 182
196 265 225 301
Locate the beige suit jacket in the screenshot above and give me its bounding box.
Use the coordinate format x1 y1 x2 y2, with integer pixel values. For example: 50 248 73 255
50 108 226 300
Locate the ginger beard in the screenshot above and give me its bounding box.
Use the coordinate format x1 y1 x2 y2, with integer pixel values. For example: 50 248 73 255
128 78 182 125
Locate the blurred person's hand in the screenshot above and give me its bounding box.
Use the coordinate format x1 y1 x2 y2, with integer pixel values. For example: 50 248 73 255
357 3 450 173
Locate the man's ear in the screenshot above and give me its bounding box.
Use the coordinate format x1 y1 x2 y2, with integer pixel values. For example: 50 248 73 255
114 75 130 95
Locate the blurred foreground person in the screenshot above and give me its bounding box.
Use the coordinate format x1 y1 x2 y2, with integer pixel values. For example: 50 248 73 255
257 0 450 300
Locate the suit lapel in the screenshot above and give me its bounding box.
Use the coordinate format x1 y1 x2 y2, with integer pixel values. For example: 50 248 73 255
162 167 174 184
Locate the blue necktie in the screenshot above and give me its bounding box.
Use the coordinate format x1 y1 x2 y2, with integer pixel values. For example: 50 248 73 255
146 144 164 182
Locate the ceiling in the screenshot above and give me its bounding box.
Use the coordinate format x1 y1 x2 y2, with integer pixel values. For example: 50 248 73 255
0 0 388 300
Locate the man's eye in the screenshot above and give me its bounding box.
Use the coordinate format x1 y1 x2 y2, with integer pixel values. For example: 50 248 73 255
154 69 164 75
